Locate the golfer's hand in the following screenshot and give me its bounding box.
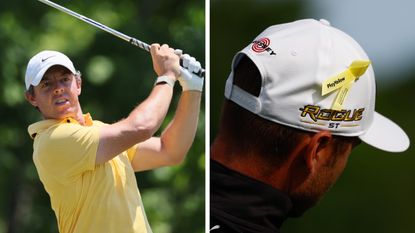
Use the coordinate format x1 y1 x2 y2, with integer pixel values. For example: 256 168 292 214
150 44 180 80
178 53 204 92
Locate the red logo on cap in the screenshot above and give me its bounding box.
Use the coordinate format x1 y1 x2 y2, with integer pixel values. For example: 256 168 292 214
251 38 276 55
252 38 270 52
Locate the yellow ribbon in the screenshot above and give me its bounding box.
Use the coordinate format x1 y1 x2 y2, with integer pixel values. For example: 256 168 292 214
321 60 371 111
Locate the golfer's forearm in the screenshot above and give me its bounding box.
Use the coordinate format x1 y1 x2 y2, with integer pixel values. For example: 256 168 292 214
127 84 173 139
160 91 201 164
96 82 175 165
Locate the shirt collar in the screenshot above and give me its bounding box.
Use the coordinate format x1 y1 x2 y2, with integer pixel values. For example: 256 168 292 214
210 159 292 233
28 113 94 139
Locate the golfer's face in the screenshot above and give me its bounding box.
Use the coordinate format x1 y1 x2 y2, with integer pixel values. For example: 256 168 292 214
32 66 81 120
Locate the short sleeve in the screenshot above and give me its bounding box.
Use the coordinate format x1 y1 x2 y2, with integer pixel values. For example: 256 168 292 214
126 144 139 162
34 123 100 184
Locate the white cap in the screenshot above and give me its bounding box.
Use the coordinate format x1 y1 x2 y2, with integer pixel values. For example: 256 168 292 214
224 19 410 152
25 50 77 90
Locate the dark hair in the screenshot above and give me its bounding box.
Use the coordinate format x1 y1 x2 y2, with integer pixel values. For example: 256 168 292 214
26 85 35 96
217 55 359 170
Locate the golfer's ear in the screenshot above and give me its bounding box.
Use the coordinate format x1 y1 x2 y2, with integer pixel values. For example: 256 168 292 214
75 75 82 95
304 131 332 173
25 90 37 107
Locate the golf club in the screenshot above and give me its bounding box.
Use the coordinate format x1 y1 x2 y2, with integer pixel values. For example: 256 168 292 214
37 0 205 77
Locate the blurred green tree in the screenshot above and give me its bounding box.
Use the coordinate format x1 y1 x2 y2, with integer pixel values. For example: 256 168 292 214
0 0 205 233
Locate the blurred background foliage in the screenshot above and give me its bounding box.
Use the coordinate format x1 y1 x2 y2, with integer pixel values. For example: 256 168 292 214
0 0 204 232
211 0 415 232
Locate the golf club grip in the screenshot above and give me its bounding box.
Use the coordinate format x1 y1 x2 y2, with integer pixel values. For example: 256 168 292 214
129 38 205 78
179 60 205 78
129 38 151 51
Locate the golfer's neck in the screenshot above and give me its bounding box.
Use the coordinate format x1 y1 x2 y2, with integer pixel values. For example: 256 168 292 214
73 104 86 125
44 104 86 125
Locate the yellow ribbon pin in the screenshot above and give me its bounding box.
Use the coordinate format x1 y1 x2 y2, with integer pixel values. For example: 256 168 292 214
321 60 371 111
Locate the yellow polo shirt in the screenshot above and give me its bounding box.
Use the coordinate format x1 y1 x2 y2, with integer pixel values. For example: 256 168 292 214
28 114 152 233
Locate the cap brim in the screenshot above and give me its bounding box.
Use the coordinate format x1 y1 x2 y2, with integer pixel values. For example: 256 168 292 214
28 63 76 90
30 65 51 88
359 112 410 153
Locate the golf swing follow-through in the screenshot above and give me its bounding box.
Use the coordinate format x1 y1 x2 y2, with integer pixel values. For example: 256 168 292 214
25 1 204 233
37 0 205 78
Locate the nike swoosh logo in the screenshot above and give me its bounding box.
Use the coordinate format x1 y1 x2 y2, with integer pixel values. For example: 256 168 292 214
41 55 55 62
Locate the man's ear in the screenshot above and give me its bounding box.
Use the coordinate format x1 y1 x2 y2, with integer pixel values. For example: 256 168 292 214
304 131 332 174
25 91 38 107
75 76 82 95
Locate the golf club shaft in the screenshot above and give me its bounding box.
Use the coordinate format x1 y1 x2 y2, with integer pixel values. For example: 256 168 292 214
37 0 205 77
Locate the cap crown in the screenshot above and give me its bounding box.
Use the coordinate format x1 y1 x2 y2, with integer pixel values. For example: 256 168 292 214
225 19 375 137
25 50 76 90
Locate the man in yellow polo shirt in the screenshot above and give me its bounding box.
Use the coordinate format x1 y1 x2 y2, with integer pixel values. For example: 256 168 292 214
24 44 203 233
